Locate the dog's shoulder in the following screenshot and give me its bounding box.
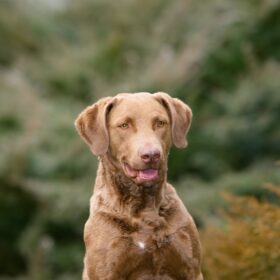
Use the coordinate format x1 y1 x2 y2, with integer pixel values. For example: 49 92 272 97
161 183 192 220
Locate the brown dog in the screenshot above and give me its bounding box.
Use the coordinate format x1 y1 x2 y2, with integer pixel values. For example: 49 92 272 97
75 92 203 280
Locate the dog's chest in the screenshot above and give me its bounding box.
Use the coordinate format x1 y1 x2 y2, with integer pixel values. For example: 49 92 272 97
107 221 196 279
90 208 198 279
129 222 172 253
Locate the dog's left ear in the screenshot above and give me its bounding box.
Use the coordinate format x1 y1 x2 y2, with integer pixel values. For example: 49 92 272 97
154 92 192 148
75 97 115 156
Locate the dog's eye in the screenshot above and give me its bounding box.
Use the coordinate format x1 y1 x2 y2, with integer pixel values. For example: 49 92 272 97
156 120 166 128
119 122 129 129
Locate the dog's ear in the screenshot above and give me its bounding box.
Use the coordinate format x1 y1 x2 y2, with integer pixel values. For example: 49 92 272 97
75 97 115 156
154 92 192 148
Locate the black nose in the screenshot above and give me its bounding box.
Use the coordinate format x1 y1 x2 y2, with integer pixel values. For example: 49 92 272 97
139 147 161 163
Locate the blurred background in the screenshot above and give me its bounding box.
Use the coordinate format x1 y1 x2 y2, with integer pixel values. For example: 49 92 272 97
0 0 280 279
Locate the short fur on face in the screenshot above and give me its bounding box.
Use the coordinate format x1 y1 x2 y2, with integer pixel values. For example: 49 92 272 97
75 92 192 186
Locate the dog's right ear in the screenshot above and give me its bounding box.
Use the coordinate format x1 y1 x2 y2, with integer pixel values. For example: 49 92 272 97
75 97 115 156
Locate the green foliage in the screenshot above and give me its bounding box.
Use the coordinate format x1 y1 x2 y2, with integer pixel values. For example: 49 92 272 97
201 24 249 91
176 162 280 226
0 1 46 66
251 5 280 61
0 178 38 276
0 115 22 132
47 71 92 102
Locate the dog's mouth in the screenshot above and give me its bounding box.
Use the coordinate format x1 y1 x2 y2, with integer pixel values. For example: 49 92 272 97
123 163 159 184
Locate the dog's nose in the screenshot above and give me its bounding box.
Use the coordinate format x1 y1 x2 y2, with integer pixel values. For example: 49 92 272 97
140 147 161 163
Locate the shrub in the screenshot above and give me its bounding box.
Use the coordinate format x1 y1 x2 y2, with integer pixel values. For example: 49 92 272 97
202 184 280 280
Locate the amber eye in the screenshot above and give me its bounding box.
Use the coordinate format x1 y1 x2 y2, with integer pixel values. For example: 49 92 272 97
156 120 166 128
119 122 129 129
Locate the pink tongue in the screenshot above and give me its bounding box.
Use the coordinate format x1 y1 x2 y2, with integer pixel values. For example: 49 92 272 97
138 169 159 180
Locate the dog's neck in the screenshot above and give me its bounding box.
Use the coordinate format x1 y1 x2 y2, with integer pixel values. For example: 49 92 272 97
95 154 167 216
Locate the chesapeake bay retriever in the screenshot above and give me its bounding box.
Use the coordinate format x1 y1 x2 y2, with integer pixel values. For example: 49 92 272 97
75 92 203 280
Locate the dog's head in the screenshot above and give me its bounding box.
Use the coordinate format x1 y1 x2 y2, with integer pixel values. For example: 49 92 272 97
75 92 192 186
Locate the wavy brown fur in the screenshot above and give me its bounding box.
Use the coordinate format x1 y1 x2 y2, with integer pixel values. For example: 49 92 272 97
76 92 203 280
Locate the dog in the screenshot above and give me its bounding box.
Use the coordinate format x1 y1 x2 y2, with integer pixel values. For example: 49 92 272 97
75 92 203 280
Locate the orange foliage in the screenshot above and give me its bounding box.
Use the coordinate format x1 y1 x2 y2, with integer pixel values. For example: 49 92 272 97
202 184 280 280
